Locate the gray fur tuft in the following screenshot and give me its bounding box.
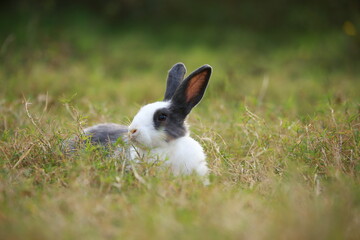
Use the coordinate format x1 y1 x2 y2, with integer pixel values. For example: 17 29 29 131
164 63 187 101
62 123 128 154
84 123 128 145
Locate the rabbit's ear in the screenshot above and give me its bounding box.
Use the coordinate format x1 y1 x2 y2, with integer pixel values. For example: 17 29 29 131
164 63 187 101
170 65 212 118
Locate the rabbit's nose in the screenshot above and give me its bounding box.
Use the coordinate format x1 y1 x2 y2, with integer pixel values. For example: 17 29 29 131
129 128 138 138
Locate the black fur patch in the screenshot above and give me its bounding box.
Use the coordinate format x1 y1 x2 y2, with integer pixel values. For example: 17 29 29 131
153 108 187 140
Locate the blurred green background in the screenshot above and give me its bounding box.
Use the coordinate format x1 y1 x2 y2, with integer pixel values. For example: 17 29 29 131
1 1 360 239
1 0 359 118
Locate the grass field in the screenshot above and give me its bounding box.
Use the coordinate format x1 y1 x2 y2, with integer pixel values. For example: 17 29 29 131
1 10 360 239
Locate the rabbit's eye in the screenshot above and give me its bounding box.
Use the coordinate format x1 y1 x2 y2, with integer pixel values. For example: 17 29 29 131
158 113 167 121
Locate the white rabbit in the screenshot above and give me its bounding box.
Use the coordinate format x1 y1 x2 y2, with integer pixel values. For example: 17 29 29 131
65 63 212 182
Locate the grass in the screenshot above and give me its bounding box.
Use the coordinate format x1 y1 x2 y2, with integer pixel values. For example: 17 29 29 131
1 11 360 239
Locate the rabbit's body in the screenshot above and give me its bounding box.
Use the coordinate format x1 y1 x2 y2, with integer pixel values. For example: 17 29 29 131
149 136 208 176
81 121 208 176
65 63 212 183
84 123 128 145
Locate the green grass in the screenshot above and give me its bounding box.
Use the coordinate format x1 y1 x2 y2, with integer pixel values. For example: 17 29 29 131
1 12 360 239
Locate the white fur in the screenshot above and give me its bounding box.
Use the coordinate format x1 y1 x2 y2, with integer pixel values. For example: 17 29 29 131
128 101 209 180
129 102 170 148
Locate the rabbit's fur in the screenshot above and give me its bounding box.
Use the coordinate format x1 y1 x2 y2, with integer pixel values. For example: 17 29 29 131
64 63 212 182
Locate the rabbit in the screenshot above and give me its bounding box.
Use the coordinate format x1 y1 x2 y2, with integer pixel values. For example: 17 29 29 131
64 63 212 182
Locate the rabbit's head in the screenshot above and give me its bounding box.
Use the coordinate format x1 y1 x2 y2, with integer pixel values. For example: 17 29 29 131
128 63 212 149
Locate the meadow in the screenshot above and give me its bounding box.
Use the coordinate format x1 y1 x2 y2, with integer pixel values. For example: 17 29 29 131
1 8 360 239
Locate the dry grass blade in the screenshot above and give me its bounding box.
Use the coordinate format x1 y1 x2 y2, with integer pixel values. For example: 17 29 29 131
129 144 150 189
12 144 34 169
0 145 10 162
24 98 52 149
258 75 269 105
129 160 150 189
